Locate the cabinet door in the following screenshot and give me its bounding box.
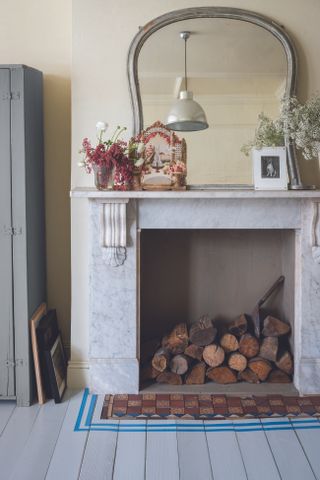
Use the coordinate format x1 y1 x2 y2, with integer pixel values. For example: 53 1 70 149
0 69 15 397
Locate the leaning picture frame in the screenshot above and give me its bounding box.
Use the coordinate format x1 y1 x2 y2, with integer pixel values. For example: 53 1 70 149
30 303 47 404
45 334 67 403
252 146 288 190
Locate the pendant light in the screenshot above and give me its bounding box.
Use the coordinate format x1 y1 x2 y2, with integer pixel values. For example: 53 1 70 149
166 31 209 132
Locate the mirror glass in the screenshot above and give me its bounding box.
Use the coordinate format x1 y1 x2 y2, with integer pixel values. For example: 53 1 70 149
138 18 287 186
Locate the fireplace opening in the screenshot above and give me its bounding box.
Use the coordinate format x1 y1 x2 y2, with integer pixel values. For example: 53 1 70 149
139 229 295 392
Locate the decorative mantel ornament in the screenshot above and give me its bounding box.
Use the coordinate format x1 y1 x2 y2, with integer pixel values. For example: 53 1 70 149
99 199 128 267
137 121 187 190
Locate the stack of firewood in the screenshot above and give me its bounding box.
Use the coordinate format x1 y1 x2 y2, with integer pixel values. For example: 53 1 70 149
140 314 293 385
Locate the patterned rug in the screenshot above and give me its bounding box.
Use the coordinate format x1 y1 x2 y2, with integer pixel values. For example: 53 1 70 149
101 394 320 420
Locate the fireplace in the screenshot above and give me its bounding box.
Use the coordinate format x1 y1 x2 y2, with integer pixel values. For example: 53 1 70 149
71 189 320 395
140 229 295 389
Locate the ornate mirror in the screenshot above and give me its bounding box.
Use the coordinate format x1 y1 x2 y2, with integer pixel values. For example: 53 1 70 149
128 7 303 188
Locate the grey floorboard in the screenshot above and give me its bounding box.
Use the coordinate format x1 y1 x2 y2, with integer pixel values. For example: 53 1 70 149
146 420 179 480
262 417 316 480
291 418 320 479
113 420 147 480
45 391 89 480
177 420 214 480
0 403 40 479
79 395 119 480
9 398 69 480
205 420 247 480
0 401 15 436
235 419 281 480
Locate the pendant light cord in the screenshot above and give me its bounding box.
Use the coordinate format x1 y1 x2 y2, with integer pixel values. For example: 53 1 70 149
184 36 188 91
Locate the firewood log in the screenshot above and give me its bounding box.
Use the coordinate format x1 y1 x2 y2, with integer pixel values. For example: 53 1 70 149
156 371 182 385
239 368 260 383
184 344 204 362
189 315 217 346
140 338 160 364
151 348 170 373
162 323 189 354
259 337 278 362
140 362 160 382
228 352 247 372
248 357 272 381
207 366 237 384
267 369 291 383
275 351 293 374
239 333 260 358
170 354 190 375
220 333 239 353
185 362 206 385
228 314 248 337
262 316 291 337
203 344 225 368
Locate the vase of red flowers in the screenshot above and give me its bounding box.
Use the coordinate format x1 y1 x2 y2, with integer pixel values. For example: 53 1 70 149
79 122 133 191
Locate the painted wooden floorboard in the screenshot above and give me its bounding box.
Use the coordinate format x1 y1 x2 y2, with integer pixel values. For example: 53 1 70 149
145 420 179 480
177 420 214 480
79 395 119 480
0 403 40 479
291 418 320 479
113 420 147 480
235 419 281 480
261 417 316 480
0 401 15 436
45 391 89 480
9 398 70 480
205 421 247 480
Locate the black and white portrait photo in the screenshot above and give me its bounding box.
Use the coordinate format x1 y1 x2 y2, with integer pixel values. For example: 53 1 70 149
261 156 280 179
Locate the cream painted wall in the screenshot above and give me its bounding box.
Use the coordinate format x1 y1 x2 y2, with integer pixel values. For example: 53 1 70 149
0 0 72 349
70 0 320 386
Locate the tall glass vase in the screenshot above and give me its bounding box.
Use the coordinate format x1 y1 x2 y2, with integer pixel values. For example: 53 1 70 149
93 164 114 190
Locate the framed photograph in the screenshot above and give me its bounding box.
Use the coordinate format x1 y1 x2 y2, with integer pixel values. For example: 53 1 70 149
253 147 288 190
45 334 67 403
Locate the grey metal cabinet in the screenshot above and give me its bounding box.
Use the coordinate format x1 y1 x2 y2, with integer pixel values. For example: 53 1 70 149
0 65 46 406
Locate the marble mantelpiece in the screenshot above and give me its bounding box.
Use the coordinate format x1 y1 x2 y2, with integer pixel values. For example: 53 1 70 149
71 188 320 394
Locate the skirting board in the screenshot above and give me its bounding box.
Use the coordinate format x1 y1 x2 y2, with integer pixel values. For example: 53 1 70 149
67 361 90 388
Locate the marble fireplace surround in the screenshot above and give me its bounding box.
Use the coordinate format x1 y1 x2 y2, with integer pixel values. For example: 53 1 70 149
71 188 320 395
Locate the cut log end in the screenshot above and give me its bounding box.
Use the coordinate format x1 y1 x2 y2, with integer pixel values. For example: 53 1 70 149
184 344 204 362
248 357 272 381
189 315 217 346
228 314 248 337
262 316 291 337
239 333 260 359
185 362 206 385
228 352 247 372
203 344 225 368
220 333 239 353
156 371 182 385
207 366 237 384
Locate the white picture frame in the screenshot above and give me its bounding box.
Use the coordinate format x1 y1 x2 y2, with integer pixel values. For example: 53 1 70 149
252 147 288 190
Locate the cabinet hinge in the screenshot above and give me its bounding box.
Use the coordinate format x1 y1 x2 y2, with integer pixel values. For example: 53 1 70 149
11 91 21 101
1 91 21 101
3 226 22 236
5 359 23 368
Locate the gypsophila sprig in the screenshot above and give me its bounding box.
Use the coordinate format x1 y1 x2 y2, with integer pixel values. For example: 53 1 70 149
280 95 320 160
241 113 284 156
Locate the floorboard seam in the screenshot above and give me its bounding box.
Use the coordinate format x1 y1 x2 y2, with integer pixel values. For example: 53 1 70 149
291 421 318 480
260 419 283 480
44 399 71 479
0 405 16 437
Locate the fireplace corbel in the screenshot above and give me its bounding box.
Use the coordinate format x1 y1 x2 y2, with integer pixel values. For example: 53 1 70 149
97 198 129 267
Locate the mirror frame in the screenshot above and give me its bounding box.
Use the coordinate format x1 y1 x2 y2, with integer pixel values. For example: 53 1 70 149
128 7 303 189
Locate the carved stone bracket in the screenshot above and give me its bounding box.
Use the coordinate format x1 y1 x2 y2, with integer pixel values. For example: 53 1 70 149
311 202 320 263
98 199 129 266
